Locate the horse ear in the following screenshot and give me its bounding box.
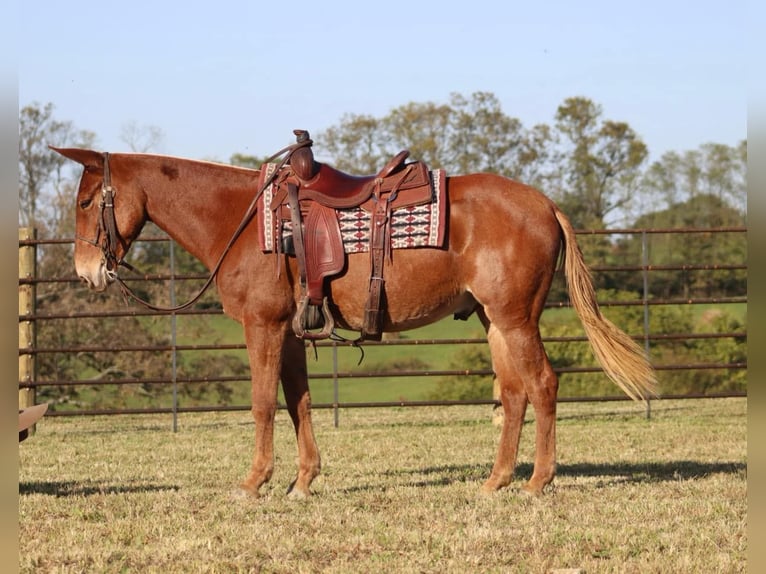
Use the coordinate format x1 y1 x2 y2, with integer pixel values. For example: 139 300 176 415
49 146 104 169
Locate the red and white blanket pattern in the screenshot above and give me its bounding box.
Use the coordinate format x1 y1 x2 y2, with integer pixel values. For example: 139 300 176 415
257 167 447 254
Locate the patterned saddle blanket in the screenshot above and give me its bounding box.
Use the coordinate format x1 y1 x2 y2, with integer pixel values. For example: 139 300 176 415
256 164 447 254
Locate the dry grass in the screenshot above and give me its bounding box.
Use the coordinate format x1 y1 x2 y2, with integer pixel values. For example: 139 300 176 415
19 398 746 573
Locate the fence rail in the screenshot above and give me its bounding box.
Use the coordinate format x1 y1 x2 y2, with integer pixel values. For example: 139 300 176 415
18 226 748 425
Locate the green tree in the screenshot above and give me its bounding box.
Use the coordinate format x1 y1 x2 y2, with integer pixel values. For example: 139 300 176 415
642 140 747 218
607 140 748 300
317 91 557 182
383 101 452 169
554 97 648 228
444 91 560 188
447 91 514 174
318 93 646 230
515 122 562 191
610 194 747 299
19 102 95 229
319 114 387 174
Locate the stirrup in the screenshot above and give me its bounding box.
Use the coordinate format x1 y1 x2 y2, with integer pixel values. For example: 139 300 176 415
292 296 335 340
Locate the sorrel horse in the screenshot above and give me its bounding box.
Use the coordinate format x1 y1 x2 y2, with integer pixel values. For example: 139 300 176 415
54 146 656 498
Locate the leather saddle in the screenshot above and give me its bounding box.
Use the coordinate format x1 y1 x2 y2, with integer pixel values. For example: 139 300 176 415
269 135 433 213
265 130 435 341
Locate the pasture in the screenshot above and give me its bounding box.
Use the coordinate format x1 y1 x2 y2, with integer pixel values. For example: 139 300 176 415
19 398 746 573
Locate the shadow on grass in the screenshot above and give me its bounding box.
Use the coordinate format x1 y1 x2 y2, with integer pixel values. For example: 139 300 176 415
339 459 746 492
556 460 746 482
19 480 180 498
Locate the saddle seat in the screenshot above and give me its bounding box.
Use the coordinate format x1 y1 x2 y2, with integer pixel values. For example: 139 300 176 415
296 150 412 209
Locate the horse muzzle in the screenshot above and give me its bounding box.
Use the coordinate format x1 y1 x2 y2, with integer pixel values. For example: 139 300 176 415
76 262 111 292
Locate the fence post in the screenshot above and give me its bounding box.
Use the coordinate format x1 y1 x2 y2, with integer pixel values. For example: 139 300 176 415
19 228 37 425
641 230 652 420
332 342 339 428
170 239 178 433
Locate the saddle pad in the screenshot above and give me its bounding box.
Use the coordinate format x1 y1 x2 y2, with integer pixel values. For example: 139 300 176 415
257 168 447 254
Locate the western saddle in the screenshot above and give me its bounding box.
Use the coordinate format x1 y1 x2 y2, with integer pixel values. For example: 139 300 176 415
264 130 435 341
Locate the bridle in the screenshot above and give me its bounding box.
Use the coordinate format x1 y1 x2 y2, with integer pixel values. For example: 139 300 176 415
76 152 134 281
77 139 311 312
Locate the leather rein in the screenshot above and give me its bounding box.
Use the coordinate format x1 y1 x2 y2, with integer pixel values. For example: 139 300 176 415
81 140 310 312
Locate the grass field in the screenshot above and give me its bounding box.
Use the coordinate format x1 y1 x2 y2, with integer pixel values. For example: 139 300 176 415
19 397 746 573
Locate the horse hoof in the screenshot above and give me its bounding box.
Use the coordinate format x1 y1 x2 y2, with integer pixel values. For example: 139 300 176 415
286 481 312 499
232 488 259 500
480 480 503 495
287 488 310 500
479 486 497 497
521 483 545 497
233 483 261 499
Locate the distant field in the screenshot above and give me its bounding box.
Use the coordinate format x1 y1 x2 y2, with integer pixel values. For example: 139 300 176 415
174 311 492 405
164 301 746 407
19 398 746 573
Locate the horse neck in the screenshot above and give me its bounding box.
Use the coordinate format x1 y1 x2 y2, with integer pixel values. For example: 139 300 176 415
128 155 260 271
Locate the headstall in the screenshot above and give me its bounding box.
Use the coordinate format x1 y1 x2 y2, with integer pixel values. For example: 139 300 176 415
77 141 310 313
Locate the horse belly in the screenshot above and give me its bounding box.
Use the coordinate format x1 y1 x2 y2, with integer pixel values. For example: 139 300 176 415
329 249 472 332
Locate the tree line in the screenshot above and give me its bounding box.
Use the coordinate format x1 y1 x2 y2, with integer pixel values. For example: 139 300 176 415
20 93 746 234
18 94 747 409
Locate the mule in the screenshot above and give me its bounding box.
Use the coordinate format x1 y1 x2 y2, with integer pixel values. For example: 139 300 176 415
53 146 656 498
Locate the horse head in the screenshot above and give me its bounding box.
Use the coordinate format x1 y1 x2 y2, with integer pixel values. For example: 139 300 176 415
51 147 149 292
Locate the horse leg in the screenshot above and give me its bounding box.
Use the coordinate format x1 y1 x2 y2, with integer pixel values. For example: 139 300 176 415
479 303 559 495
505 324 559 495
239 322 285 497
480 318 529 493
491 375 504 426
280 333 321 498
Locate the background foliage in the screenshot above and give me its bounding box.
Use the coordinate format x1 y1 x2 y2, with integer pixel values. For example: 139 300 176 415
18 93 747 410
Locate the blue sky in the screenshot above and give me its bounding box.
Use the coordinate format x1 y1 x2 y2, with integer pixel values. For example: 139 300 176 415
19 0 746 164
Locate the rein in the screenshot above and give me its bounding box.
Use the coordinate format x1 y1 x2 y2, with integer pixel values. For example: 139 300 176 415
87 139 311 312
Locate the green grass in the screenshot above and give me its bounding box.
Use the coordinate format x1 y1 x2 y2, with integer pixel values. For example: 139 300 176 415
19 398 746 573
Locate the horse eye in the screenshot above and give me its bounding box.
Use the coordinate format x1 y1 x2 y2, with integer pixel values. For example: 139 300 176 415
79 198 93 210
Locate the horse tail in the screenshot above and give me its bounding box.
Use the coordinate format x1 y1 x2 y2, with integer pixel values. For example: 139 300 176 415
553 207 657 401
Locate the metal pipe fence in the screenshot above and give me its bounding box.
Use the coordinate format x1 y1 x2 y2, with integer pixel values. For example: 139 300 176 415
18 226 748 426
